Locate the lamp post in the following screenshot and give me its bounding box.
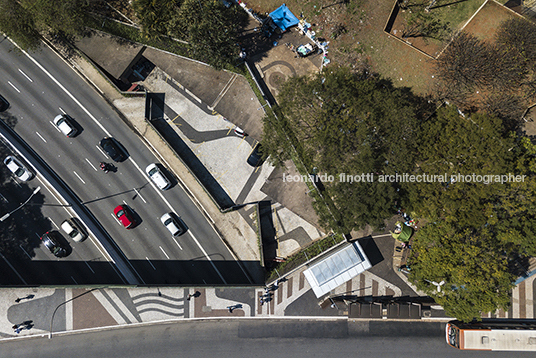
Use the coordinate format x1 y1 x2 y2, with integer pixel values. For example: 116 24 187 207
0 186 41 222
424 279 445 293
49 288 98 339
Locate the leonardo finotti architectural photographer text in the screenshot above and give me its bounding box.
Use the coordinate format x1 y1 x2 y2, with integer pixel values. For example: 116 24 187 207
283 173 526 184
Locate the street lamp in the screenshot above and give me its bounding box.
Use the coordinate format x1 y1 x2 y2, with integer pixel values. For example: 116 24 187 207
0 186 41 222
424 279 445 293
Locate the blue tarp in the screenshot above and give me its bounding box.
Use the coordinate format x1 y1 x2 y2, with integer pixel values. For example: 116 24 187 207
268 4 299 32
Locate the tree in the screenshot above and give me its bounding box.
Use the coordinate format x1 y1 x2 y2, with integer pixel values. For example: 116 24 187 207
166 0 248 69
405 105 517 228
0 0 40 50
402 11 450 41
22 0 91 36
132 0 179 39
264 67 433 232
409 223 514 322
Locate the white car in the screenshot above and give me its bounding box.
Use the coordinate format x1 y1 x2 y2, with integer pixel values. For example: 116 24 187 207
60 218 87 242
4 156 33 181
160 213 185 236
53 114 78 137
146 163 171 190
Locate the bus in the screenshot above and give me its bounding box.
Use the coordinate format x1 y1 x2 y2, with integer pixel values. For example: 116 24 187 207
446 319 536 351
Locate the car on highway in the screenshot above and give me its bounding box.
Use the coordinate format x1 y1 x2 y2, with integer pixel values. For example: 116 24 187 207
99 137 127 162
114 205 137 229
61 218 87 242
247 144 264 167
0 94 9 112
4 156 33 181
41 231 68 257
53 114 78 137
160 212 185 236
146 163 171 190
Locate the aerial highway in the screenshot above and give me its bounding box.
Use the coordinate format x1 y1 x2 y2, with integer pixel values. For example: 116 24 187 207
0 39 250 285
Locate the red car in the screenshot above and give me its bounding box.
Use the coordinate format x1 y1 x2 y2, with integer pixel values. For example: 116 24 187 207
114 205 136 229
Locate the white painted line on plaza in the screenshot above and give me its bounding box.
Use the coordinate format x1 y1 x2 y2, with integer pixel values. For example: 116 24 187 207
73 171 86 184
92 289 127 324
159 246 170 259
173 237 183 250
7 81 20 93
18 68 33 82
35 131 47 143
65 289 73 331
146 257 156 270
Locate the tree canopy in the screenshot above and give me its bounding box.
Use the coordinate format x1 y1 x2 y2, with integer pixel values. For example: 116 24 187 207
263 67 434 232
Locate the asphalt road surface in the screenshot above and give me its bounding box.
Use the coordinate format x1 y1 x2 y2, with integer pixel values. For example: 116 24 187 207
2 319 535 357
0 39 250 285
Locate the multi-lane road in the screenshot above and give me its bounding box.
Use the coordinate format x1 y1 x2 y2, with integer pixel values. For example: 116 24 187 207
0 39 250 285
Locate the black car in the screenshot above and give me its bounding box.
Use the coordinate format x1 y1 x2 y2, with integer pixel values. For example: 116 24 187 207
247 144 264 167
0 94 9 112
99 137 127 162
41 231 68 258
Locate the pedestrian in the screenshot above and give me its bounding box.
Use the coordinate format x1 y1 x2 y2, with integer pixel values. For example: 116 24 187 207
14 327 21 334
260 297 264 305
262 292 272 298
186 294 192 301
15 298 21 303
228 306 235 313
12 324 19 330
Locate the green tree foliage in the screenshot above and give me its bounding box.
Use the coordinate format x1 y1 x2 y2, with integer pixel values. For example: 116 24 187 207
406 105 516 228
0 0 40 50
166 0 247 69
264 67 433 232
409 223 514 322
496 17 536 98
132 0 178 38
22 0 90 35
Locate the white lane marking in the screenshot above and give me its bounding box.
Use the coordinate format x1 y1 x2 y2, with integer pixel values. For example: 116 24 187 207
73 171 86 184
188 230 226 284
19 44 231 283
146 257 156 270
35 131 47 143
127 157 227 282
133 187 147 204
96 145 109 159
20 50 111 135
7 81 20 93
86 158 98 171
71 276 78 284
59 107 66 114
19 245 32 259
84 261 96 274
159 246 170 259
0 252 27 285
18 68 33 82
50 120 61 133
35 176 112 262
173 237 183 250
111 212 120 224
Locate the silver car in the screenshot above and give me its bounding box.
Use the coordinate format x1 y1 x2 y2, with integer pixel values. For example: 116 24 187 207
4 156 33 181
160 213 185 236
53 114 78 137
146 163 171 190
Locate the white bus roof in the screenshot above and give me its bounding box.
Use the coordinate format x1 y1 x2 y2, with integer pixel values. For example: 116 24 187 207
462 329 536 351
